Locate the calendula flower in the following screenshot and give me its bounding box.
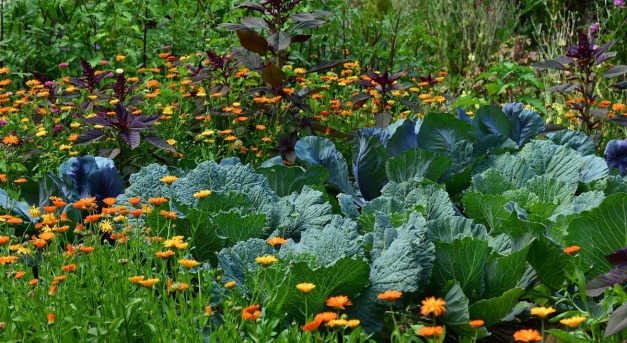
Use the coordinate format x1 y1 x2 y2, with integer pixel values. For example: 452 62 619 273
326 295 353 310
138 278 159 288
327 319 348 328
155 250 175 259
224 280 236 288
47 313 55 325
560 316 587 328
267 236 288 246
102 197 117 207
315 312 338 322
193 189 212 199
79 246 94 254
530 306 556 318
160 175 178 184
377 290 403 301
513 329 542 342
469 319 484 328
417 326 443 337
242 304 261 320
99 219 114 233
296 283 316 294
564 246 580 255
148 197 168 206
15 271 26 279
255 255 278 266
346 319 360 328
129 276 145 284
302 319 322 332
420 296 447 316
61 264 77 272
178 258 200 269
128 197 142 206
204 306 214 316
160 210 177 219
0 236 10 245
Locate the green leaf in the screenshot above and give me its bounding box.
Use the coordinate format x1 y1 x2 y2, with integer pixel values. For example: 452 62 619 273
426 216 488 243
546 130 595 156
462 192 511 230
471 169 515 194
432 237 491 299
468 288 525 327
417 113 471 154
353 134 389 200
520 140 582 184
385 148 451 183
521 175 577 204
579 155 609 183
278 186 335 241
545 329 592 343
566 193 627 276
213 211 266 244
528 235 575 290
474 153 537 189
471 105 512 138
483 244 531 298
257 164 327 197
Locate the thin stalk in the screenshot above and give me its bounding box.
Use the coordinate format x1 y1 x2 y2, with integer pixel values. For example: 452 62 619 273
142 0 148 67
1 0 4 68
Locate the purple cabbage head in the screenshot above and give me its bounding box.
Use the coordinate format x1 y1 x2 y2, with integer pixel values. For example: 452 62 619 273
604 139 627 176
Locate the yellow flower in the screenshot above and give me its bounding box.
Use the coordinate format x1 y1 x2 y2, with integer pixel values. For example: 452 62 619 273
255 255 278 266
560 316 587 328
178 258 201 269
224 280 236 288
530 306 556 318
193 190 212 199
326 319 348 328
296 283 316 294
128 276 145 284
29 205 41 218
346 319 360 328
138 278 159 288
420 296 447 316
99 219 114 234
204 306 214 316
160 175 178 184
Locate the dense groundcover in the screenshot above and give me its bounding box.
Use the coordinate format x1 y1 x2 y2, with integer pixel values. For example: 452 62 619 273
2 0 627 342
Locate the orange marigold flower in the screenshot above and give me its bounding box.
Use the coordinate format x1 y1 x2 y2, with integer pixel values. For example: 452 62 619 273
148 197 168 206
0 255 18 265
315 312 338 322
79 246 94 254
302 319 322 332
102 197 117 207
204 306 214 316
326 295 353 310
267 236 288 246
612 103 626 112
129 209 143 218
159 210 177 219
42 206 56 213
2 134 19 145
39 232 55 242
564 246 580 255
420 296 447 316
61 264 77 272
28 278 39 286
241 304 261 321
84 214 101 223
49 283 58 295
128 197 142 206
0 236 9 245
469 319 484 328
33 239 47 248
417 326 443 337
513 329 542 342
7 217 23 224
155 250 175 259
560 316 587 328
47 313 55 325
377 290 403 301
15 271 26 279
